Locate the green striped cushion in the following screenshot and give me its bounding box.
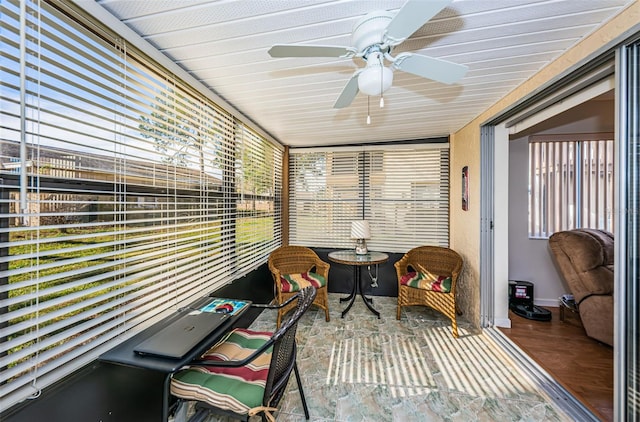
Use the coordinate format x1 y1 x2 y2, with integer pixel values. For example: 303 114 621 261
280 272 326 293
400 271 452 293
170 328 273 415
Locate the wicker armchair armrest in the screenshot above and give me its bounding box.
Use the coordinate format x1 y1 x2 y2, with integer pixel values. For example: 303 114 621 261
314 259 330 279
394 254 411 282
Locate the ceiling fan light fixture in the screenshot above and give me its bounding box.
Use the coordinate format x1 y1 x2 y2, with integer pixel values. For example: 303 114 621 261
358 64 393 97
269 0 465 110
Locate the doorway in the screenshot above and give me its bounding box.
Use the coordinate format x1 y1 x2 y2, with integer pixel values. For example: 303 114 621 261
480 32 640 419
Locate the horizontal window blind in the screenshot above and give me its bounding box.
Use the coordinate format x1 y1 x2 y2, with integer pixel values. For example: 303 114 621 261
365 145 450 252
289 144 449 252
288 149 361 248
235 123 283 270
528 136 614 238
0 0 281 409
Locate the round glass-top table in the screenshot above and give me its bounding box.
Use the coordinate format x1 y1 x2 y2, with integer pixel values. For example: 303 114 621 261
328 250 389 318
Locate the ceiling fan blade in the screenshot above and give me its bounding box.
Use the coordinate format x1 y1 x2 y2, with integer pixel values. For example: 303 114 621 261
268 44 355 58
384 0 452 45
333 71 361 109
393 53 467 84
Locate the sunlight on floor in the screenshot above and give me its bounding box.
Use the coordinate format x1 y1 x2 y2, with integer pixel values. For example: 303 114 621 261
177 293 573 421
325 333 436 398
422 327 538 398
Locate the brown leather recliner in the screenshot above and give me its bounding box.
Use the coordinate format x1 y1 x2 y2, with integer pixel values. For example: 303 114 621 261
548 228 614 346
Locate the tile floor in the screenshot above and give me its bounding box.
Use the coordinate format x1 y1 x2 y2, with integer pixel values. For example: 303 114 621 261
175 293 572 422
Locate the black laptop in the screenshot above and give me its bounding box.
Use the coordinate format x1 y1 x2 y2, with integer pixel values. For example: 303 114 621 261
134 310 230 359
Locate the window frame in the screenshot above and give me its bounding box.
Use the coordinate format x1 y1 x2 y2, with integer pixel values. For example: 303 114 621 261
0 0 282 408
288 142 450 252
528 133 615 238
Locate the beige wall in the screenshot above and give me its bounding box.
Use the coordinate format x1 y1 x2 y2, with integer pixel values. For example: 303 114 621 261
450 1 640 329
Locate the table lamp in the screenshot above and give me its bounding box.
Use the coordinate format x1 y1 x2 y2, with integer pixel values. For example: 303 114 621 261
351 220 371 255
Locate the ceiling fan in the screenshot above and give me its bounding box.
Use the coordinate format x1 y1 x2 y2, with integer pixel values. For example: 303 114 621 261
268 0 468 109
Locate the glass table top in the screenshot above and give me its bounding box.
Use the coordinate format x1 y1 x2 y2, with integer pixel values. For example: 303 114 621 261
327 250 389 265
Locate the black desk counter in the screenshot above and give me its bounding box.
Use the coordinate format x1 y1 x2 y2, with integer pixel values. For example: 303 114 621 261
98 295 250 422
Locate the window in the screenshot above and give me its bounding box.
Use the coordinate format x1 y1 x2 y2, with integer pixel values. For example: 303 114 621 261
235 123 282 269
0 0 282 408
528 135 614 238
289 143 450 252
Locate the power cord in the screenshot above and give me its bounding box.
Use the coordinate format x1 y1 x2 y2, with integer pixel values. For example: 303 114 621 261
368 264 378 288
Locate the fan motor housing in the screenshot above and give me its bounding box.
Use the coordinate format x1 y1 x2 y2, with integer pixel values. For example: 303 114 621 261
352 11 394 53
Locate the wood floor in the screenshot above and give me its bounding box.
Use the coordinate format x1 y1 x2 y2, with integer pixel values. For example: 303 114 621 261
498 307 614 421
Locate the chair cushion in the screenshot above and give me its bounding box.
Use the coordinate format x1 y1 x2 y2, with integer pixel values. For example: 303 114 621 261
400 271 451 293
170 328 273 415
280 272 326 293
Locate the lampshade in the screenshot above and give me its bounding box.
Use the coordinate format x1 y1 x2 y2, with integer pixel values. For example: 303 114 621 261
358 53 393 97
350 220 371 239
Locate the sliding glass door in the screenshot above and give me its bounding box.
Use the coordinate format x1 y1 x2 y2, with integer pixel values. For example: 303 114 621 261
616 36 640 422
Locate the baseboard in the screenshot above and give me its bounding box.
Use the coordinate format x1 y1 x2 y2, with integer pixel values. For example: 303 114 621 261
494 317 511 328
534 298 560 307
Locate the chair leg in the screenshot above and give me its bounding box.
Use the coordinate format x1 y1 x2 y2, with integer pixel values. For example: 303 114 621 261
276 309 282 329
396 304 402 320
188 406 210 422
293 362 310 420
170 399 188 422
319 288 329 322
451 317 459 338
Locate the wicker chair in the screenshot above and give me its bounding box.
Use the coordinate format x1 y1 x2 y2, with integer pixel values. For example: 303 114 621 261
395 246 463 338
170 286 316 422
268 245 330 327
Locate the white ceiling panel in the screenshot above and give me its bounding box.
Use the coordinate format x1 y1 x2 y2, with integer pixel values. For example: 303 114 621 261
95 0 634 147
